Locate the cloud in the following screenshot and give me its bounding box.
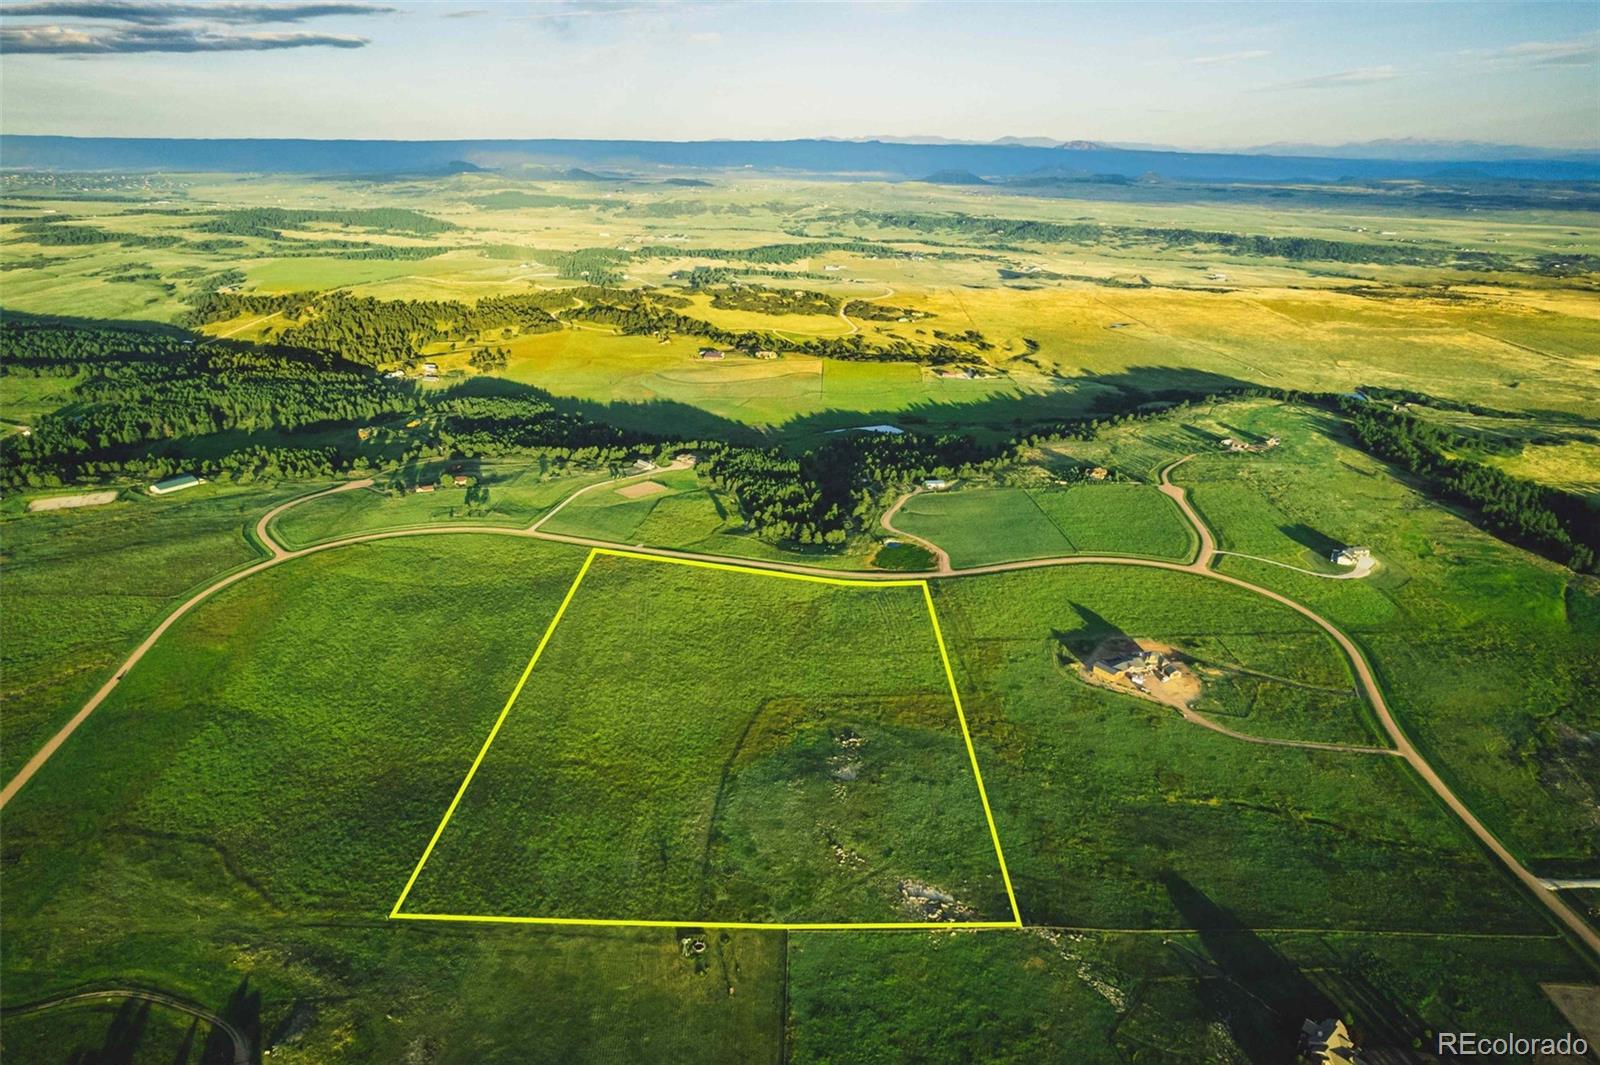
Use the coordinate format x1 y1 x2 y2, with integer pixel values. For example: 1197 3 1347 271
1188 48 1269 65
1261 65 1403 91
0 1 393 24
441 7 488 17
1483 34 1600 69
515 2 646 22
1 21 368 51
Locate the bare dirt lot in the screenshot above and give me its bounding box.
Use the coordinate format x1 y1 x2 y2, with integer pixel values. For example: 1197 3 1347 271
615 480 671 499
1076 637 1202 710
26 490 121 513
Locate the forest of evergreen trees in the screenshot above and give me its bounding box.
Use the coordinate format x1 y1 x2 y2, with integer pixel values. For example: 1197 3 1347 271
820 209 1472 267
196 207 455 239
700 433 1012 544
1339 397 1598 573
4 315 1591 570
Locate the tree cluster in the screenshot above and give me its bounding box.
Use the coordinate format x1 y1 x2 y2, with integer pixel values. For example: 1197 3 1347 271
1340 397 1598 573
195 207 455 239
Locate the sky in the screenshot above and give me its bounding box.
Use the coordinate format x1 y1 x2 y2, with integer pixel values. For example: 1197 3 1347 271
1 0 1597 149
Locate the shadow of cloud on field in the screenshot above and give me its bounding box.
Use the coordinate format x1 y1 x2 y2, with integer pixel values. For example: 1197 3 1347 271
439 373 768 445
458 363 1261 450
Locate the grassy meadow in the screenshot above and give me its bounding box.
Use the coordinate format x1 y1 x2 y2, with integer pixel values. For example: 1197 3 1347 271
0 481 309 782
4 170 1599 1060
5 171 1597 443
895 483 1195 566
930 564 1543 933
539 465 882 569
2 494 1594 1059
267 461 612 548
401 553 1010 925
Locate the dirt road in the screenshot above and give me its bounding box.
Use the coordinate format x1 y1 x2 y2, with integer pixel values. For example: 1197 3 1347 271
6 460 1596 956
879 489 952 573
1215 550 1379 580
1 987 250 1064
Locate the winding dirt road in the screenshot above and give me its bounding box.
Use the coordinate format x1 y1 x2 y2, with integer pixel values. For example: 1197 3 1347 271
1 987 250 1064
4 459 1596 957
879 489 952 573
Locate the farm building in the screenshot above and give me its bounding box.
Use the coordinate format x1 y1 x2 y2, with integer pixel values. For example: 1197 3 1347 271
697 347 725 360
1087 467 1110 481
149 474 200 496
631 458 657 473
415 483 436 494
828 424 905 436
422 362 439 378
453 474 469 487
923 479 950 491
1331 546 1371 566
752 349 779 360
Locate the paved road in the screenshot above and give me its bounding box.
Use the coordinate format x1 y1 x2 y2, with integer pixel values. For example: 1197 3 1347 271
5 460 1596 957
1 988 250 1064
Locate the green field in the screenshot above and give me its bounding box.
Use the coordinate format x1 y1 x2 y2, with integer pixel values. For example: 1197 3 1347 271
5 536 810 1061
787 928 1593 1065
1134 402 1600 870
268 462 612 548
0 482 308 782
539 466 881 570
895 483 1194 566
6 172 1598 440
5 168 1599 1061
2 503 1593 1060
930 564 1538 931
400 553 1011 926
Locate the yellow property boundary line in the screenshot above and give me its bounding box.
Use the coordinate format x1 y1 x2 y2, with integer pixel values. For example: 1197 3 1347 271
390 547 1022 931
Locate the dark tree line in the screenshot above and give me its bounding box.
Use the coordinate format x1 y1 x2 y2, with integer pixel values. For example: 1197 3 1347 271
1339 397 1598 573
12 220 181 249
818 209 1471 268
0 319 415 488
183 291 568 367
701 433 1011 544
195 207 455 239
566 298 973 364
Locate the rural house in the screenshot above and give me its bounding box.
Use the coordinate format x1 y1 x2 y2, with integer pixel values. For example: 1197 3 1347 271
1298 1018 1364 1064
1330 546 1371 566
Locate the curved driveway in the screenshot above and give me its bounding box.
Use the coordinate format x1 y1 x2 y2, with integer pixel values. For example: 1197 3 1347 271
1 987 250 1064
4 461 1596 957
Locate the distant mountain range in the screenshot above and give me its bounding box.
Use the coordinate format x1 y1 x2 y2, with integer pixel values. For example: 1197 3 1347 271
817 134 1597 161
3 135 1596 182
1229 138 1600 162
